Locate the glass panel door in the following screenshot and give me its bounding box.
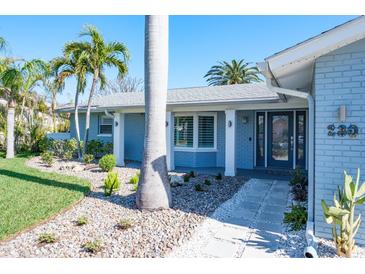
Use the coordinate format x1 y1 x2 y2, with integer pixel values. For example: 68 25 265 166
256 112 265 166
296 111 306 168
268 112 293 168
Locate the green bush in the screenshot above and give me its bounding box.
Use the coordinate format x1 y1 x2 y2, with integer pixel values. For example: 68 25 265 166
129 173 139 185
65 138 78 154
284 204 307 231
183 174 190 182
215 172 222 180
102 142 113 155
63 151 73 161
195 184 204 192
41 151 54 167
86 140 103 156
99 154 116 172
76 216 89 226
189 171 196 178
82 240 102 253
38 233 57 244
38 136 51 153
104 171 120 196
204 179 211 186
117 218 133 230
83 154 95 164
289 167 307 186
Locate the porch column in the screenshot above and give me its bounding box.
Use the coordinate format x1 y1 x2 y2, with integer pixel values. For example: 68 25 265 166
166 111 174 171
113 113 125 166
225 110 236 176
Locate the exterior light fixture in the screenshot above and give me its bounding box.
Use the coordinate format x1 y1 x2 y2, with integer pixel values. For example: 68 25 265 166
165 121 169 127
228 121 232 127
115 121 118 127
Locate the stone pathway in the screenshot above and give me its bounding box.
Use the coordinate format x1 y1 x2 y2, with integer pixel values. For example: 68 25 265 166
168 178 290 258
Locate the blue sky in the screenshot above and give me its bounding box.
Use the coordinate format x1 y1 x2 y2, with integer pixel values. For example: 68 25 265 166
0 15 357 103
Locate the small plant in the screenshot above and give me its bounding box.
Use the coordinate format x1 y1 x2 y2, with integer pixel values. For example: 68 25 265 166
129 173 140 185
38 233 57 244
63 150 73 161
215 172 222 180
83 154 94 164
131 182 138 191
189 171 196 178
82 240 102 253
183 173 190 182
322 169 365 257
290 167 307 186
284 204 307 231
104 172 120 196
117 218 133 230
65 138 78 154
292 183 307 201
76 216 89 226
99 154 116 172
195 184 204 192
204 179 211 186
41 151 54 167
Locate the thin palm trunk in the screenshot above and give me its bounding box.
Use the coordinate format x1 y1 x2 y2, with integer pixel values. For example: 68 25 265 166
6 100 15 159
136 15 172 209
51 99 57 132
74 90 82 159
82 71 99 156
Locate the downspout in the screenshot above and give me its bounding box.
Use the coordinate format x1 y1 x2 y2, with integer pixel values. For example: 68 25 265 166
104 109 114 118
257 62 317 258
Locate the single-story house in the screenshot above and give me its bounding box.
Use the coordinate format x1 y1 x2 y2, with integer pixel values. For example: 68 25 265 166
58 16 365 244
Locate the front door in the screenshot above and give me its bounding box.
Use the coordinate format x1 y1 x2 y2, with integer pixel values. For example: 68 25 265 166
268 112 293 168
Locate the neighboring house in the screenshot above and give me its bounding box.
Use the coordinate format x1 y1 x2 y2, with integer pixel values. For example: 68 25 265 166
58 16 365 244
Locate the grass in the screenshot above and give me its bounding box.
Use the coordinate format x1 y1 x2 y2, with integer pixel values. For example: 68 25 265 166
0 153 91 241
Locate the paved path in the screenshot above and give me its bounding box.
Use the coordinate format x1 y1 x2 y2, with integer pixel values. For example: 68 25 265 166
169 178 290 258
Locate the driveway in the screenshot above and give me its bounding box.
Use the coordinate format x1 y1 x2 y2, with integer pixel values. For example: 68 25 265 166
169 178 290 258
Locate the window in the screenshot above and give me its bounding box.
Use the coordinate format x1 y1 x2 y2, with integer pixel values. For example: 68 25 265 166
174 113 216 150
198 116 214 148
256 112 265 166
174 116 193 147
99 116 113 135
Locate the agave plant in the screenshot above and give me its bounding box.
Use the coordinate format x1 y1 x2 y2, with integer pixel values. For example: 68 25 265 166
321 169 365 257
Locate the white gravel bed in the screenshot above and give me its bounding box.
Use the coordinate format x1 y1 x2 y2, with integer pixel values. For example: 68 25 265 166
0 157 247 258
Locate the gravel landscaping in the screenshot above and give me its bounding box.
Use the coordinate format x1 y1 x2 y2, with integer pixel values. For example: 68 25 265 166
0 156 247 258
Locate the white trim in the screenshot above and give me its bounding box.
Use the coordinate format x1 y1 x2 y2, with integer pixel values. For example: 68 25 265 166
264 111 268 168
97 134 112 137
224 110 236 176
113 113 125 166
293 110 297 169
173 112 218 151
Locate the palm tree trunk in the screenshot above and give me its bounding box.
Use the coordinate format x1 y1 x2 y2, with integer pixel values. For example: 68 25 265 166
74 90 82 159
6 100 16 159
82 71 99 157
52 93 57 132
136 15 172 209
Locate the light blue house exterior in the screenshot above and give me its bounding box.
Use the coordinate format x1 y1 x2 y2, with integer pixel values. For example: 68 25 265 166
60 16 365 244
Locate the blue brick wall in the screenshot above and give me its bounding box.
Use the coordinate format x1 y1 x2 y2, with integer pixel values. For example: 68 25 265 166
125 113 145 161
314 38 365 244
216 111 225 167
236 110 254 169
174 151 217 167
69 113 112 143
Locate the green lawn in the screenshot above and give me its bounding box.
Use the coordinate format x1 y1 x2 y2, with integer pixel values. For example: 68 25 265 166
0 153 91 240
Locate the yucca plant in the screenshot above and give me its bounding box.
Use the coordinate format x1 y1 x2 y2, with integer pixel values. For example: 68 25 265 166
321 169 365 257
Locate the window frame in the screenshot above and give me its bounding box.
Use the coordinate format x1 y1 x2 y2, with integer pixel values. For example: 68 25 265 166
173 112 217 152
98 115 113 136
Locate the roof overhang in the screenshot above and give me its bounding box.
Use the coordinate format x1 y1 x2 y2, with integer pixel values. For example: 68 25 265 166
263 16 365 91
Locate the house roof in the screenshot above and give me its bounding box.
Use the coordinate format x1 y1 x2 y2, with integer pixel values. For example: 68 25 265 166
261 16 365 91
57 83 280 112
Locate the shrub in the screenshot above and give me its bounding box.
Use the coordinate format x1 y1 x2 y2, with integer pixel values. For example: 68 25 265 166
189 171 196 178
117 218 133 230
322 169 365 257
83 154 95 164
292 183 307 202
65 138 78 154
129 173 139 185
76 216 89 226
183 174 190 182
41 151 54 167
99 154 116 172
131 182 138 192
204 179 211 186
102 142 113 155
104 172 120 196
195 184 204 192
82 240 102 253
86 140 103 156
64 151 73 161
38 136 51 153
284 205 307 231
215 172 222 180
51 140 65 158
289 167 307 186
38 233 57 244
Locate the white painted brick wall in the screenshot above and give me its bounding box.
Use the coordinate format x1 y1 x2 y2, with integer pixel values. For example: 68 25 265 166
314 38 365 244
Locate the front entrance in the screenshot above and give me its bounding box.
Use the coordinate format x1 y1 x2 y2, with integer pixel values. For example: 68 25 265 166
268 112 293 168
255 110 307 169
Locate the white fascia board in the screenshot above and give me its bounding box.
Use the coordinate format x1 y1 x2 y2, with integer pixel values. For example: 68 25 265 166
266 16 365 80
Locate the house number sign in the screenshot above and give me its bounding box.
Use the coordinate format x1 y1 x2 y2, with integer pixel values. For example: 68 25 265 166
327 124 359 137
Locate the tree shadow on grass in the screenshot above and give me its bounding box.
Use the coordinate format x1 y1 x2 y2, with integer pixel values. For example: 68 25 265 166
0 169 90 194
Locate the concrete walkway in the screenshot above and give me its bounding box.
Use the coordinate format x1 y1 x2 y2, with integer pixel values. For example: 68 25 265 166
169 178 290 258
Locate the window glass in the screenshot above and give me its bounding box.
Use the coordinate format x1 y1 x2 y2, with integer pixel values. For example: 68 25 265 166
174 116 193 147
99 117 113 135
198 116 214 148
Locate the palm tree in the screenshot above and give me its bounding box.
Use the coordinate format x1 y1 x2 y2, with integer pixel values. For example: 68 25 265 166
0 59 45 158
204 59 262 86
52 53 88 159
136 15 172 210
66 25 129 157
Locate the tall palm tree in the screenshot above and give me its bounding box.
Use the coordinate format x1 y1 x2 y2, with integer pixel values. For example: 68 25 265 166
204 59 262 86
0 59 45 158
66 25 129 157
136 15 172 210
53 53 88 159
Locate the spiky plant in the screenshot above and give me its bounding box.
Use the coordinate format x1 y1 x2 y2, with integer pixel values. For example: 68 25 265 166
322 169 365 257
